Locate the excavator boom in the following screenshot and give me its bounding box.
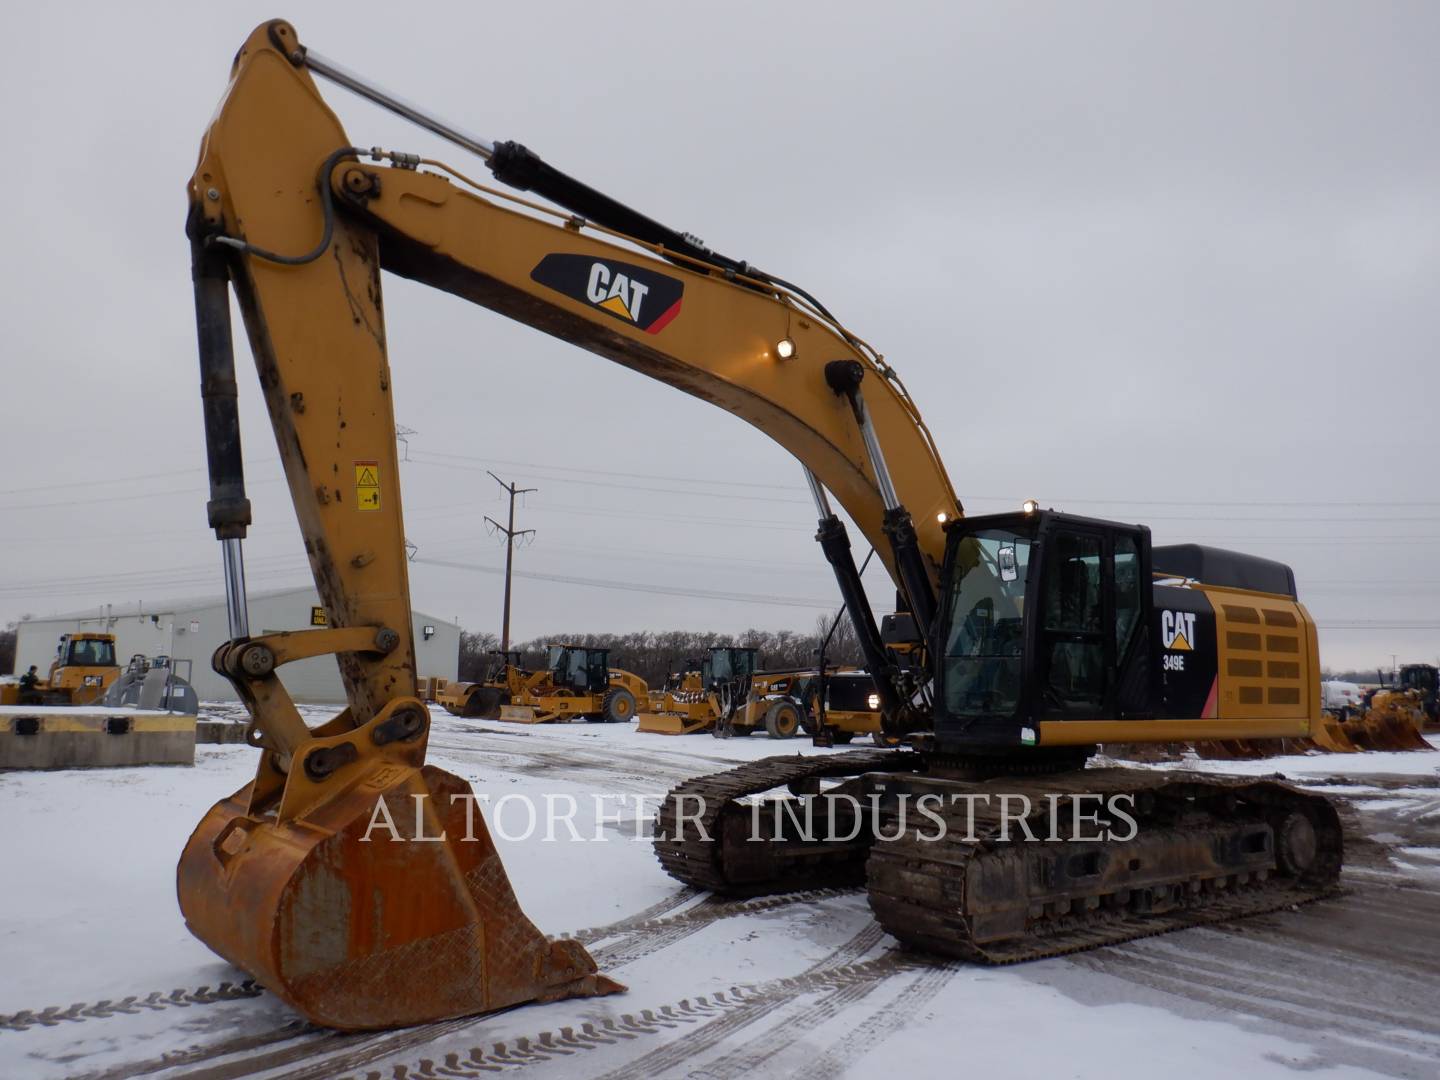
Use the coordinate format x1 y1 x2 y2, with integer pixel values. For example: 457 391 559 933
182 19 960 1031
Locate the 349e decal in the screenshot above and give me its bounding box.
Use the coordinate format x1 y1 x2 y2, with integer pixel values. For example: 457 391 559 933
1160 608 1197 671
531 254 684 334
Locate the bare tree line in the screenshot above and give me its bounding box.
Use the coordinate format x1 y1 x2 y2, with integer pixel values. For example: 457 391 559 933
456 612 866 686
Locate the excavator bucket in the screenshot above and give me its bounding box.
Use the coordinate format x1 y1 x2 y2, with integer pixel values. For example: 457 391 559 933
178 761 621 1030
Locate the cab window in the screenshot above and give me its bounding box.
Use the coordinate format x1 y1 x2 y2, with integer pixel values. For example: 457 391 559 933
940 529 1032 717
1041 532 1105 712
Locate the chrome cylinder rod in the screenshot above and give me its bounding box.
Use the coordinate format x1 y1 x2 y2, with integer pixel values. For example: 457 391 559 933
803 467 834 518
222 538 250 639
304 49 496 162
852 394 901 511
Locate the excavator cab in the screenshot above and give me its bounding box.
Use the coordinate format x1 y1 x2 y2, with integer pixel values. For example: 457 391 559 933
934 510 1155 751
546 645 611 694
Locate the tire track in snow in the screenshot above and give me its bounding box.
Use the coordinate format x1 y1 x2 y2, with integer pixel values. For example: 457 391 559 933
585 922 889 1080
685 958 956 1080
784 966 958 1080
85 890 858 1080
1074 953 1440 1079
1071 945 1440 1078
307 923 890 1080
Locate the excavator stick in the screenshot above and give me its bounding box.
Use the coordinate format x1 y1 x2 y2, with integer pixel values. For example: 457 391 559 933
179 761 619 1030
181 22 622 1029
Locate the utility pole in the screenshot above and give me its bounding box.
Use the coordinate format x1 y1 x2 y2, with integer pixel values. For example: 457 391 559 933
485 472 536 652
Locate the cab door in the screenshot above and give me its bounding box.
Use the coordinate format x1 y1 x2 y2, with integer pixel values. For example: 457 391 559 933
1034 523 1151 721
1035 527 1109 719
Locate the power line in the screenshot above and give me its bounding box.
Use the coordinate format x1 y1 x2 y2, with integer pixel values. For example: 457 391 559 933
413 557 856 611
0 458 282 502
967 494 1440 509
0 475 285 512
406 455 810 506
408 449 806 492
412 451 1435 510
1317 621 1440 630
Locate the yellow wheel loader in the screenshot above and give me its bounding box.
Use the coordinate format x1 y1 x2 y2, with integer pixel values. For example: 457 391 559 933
178 19 1348 1032
1 633 120 707
441 645 646 723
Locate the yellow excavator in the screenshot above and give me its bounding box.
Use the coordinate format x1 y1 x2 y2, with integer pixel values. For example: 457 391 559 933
180 20 1344 1032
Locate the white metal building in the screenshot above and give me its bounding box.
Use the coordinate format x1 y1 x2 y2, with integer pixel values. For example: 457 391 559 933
14 586 460 704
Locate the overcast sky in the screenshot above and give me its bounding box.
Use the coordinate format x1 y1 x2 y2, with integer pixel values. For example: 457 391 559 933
1 1 1436 671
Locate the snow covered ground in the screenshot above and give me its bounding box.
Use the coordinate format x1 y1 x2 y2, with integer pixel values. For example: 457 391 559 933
0 708 1436 1080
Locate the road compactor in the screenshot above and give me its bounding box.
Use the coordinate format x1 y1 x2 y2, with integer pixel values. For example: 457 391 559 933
180 19 1345 1032
441 644 646 723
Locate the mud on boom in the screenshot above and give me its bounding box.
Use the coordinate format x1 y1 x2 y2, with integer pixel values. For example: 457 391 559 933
181 19 1342 1031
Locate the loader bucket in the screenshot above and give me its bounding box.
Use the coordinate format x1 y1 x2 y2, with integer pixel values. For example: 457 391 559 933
178 762 621 1030
1358 696 1434 752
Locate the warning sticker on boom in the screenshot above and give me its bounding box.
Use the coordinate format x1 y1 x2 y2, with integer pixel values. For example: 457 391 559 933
355 461 381 511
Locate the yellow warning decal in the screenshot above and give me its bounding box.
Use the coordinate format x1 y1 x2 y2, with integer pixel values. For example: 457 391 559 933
355 461 381 511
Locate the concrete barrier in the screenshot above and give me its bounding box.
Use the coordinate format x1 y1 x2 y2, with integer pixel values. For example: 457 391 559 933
0 707 195 769
195 720 249 745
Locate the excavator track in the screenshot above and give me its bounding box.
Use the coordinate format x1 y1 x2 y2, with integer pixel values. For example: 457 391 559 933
656 756 1343 964
654 749 922 894
866 768 1343 964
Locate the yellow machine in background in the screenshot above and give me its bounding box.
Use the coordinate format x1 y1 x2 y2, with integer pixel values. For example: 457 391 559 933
638 646 820 738
807 669 890 745
1 633 121 707
1197 673 1434 758
2 634 195 769
441 645 646 723
413 675 449 703
1334 688 1433 752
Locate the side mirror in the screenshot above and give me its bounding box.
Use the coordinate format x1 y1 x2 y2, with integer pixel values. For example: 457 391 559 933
998 545 1019 582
